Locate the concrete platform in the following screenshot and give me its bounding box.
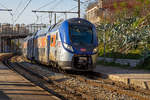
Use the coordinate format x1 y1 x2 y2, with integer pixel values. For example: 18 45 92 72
0 61 60 100
95 65 150 90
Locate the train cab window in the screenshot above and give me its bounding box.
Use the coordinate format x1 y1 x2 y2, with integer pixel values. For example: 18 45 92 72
69 24 93 45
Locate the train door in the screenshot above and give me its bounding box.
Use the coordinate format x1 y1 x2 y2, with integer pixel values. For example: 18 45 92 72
31 37 34 60
54 33 57 61
46 35 51 64
55 32 58 61
33 38 38 61
50 34 56 61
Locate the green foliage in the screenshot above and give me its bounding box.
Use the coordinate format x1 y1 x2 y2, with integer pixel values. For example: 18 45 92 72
113 2 118 9
97 14 150 59
96 0 150 59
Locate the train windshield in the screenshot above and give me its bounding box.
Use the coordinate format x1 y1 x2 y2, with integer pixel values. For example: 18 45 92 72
69 24 93 45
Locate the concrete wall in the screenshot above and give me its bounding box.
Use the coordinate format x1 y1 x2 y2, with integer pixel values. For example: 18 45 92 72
98 57 144 67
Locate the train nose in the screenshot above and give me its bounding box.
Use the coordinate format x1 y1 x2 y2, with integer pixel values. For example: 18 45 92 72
72 55 92 70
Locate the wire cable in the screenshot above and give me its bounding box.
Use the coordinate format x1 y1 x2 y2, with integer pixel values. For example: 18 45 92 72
14 0 32 23
35 0 57 11
68 0 89 11
0 2 9 9
14 0 24 15
34 0 90 24
34 0 63 24
48 0 62 10
0 2 14 24
57 0 89 17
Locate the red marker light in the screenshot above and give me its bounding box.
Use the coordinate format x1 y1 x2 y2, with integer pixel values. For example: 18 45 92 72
58 41 62 47
80 48 86 52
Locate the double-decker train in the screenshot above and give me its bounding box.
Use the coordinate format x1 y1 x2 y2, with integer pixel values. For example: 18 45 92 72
23 18 98 71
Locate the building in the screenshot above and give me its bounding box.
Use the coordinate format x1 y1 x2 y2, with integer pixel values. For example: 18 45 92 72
86 0 149 24
86 2 101 24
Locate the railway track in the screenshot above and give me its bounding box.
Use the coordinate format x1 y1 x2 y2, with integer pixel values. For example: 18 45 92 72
3 58 83 100
3 55 150 100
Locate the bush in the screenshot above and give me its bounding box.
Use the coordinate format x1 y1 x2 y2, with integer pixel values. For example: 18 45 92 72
97 15 150 59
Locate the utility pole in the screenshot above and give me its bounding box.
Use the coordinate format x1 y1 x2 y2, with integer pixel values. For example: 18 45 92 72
49 13 52 25
73 0 81 18
54 13 56 24
78 0 80 18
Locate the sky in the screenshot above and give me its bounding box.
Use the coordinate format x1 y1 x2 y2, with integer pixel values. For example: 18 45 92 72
0 0 95 24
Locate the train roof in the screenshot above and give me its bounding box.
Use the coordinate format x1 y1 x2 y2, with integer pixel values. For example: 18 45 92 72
65 18 94 26
31 18 94 37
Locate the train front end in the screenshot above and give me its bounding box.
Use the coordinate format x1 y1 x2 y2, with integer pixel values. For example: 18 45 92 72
58 18 98 71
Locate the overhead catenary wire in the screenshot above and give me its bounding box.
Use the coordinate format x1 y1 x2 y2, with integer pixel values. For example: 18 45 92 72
14 0 32 23
35 0 57 11
69 0 90 11
56 0 89 21
33 0 64 24
13 0 24 16
0 2 9 9
34 0 62 17
48 0 62 10
0 2 14 24
34 0 90 24
39 1 81 23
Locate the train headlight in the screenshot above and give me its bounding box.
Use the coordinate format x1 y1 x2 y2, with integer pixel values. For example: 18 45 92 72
93 47 98 53
63 43 73 52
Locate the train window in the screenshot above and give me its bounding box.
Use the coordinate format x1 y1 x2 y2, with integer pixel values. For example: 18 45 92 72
69 24 93 44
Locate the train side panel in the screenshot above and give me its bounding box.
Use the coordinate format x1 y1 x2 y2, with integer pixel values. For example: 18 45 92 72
22 41 27 57
28 37 34 60
56 31 74 68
